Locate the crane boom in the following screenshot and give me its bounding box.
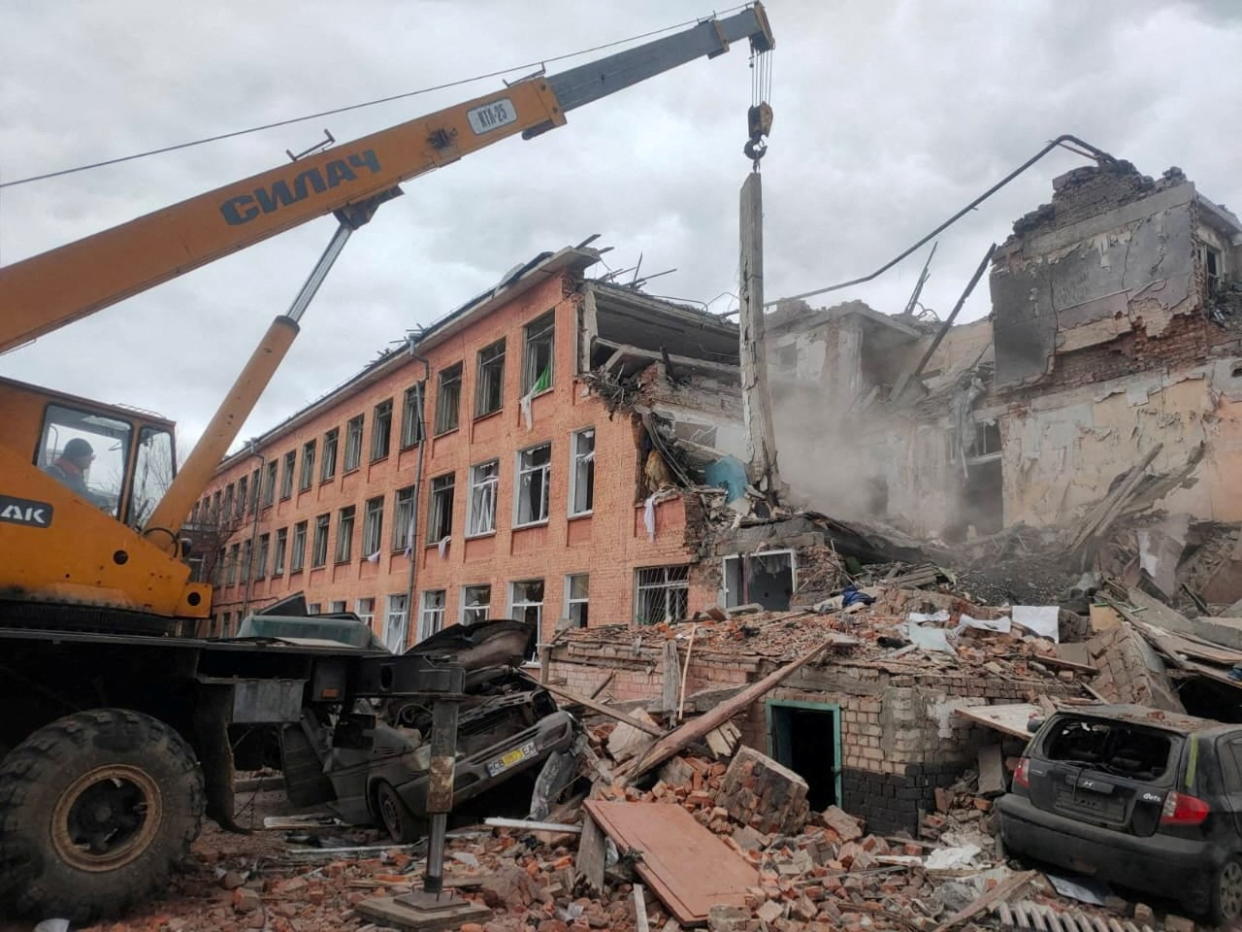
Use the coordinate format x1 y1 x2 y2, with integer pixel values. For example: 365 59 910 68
0 5 773 354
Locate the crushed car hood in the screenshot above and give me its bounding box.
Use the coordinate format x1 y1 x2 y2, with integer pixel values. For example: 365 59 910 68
404 619 535 670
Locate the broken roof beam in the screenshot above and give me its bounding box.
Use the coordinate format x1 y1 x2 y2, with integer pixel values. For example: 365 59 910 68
592 339 739 378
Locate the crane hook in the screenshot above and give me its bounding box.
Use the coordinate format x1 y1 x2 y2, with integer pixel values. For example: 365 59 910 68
745 102 773 169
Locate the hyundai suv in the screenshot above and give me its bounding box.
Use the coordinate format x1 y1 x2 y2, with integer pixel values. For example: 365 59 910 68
998 704 1242 924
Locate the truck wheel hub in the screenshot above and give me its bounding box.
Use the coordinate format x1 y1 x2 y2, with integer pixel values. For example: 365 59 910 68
51 764 162 871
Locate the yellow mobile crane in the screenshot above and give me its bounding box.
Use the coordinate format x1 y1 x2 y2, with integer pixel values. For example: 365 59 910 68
0 7 773 922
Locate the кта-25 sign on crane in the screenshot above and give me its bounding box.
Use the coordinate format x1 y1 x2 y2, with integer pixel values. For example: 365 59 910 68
0 7 773 923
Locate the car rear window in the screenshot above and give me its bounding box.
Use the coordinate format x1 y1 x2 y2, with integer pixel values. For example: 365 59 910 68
1041 716 1178 782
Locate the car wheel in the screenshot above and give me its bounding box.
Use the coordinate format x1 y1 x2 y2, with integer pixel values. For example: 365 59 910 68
375 781 421 843
0 709 204 923
1210 857 1242 925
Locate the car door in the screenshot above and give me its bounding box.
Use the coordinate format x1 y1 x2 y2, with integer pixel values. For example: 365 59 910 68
1214 734 1242 839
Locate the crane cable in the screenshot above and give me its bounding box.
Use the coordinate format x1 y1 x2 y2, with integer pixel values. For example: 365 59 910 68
0 3 755 191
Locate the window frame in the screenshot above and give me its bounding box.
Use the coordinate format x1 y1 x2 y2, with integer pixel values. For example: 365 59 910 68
384 594 408 653
426 473 455 544
522 310 555 396
634 565 690 625
299 439 316 492
321 427 339 482
467 459 499 538
565 573 589 628
362 495 384 556
568 427 595 517
280 450 296 500
371 398 393 462
393 485 416 552
311 513 330 568
419 589 446 642
514 442 551 528
508 579 545 635
474 339 506 418
400 382 425 450
272 527 288 576
290 521 307 573
461 584 491 625
343 414 365 472
255 532 270 580
434 363 463 436
335 504 356 564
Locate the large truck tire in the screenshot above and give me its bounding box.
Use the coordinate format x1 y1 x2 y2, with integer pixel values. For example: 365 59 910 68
0 708 205 922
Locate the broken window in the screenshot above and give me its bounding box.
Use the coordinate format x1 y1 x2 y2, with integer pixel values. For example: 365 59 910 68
321 428 338 482
516 443 551 526
255 533 269 579
223 484 235 522
475 339 506 417
281 450 295 499
393 485 415 551
435 363 463 435
426 473 455 543
569 428 595 516
722 551 795 611
356 597 375 629
566 574 589 628
510 579 544 634
330 600 347 614
362 495 384 557
241 539 253 582
522 311 555 395
299 440 316 492
420 590 446 642
335 505 355 563
263 460 277 506
249 468 261 512
371 399 392 461
211 490 221 524
236 476 248 518
1042 716 1174 782
1202 244 1223 295
462 584 491 625
967 421 1002 461
468 460 499 536
400 382 425 449
385 594 408 653
290 521 307 573
344 414 364 472
311 513 330 567
635 565 689 625
226 543 240 586
272 527 287 575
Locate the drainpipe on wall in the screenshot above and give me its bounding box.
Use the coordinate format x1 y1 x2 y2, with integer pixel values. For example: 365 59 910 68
402 342 431 650
240 439 265 622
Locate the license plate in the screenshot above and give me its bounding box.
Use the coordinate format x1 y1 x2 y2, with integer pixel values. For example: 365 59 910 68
486 741 536 777
467 98 517 135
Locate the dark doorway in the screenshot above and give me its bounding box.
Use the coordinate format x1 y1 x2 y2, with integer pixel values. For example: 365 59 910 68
767 701 840 810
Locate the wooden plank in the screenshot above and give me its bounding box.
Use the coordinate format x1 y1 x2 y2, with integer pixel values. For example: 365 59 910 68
575 812 606 896
676 624 697 723
954 703 1039 739
931 870 1036 932
355 895 490 931
661 639 680 714
483 817 581 833
540 680 665 736
623 637 838 784
633 883 651 932
586 801 758 925
588 671 615 700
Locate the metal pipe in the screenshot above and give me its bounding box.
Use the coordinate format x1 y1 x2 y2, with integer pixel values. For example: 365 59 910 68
402 345 431 649
903 242 996 389
767 134 1116 306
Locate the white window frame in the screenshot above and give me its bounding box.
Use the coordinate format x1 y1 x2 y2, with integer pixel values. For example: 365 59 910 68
568 427 595 517
384 594 408 653
467 460 499 537
427 473 455 543
393 485 416 551
461 584 491 625
514 442 551 528
420 590 446 642
720 549 797 609
329 600 347 614
356 597 376 630
362 495 384 557
564 573 589 628
634 565 690 625
509 579 544 629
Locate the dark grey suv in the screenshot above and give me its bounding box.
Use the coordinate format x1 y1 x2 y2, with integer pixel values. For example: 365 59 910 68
998 704 1242 924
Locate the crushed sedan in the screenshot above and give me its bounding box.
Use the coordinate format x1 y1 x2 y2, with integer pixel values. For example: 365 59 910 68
998 704 1242 924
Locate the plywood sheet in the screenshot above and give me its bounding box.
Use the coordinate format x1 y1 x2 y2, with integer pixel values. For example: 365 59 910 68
954 703 1039 739
585 801 758 925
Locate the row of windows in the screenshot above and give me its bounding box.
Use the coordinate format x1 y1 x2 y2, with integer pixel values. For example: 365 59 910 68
193 310 556 530
213 426 597 585
214 563 688 648
427 428 594 543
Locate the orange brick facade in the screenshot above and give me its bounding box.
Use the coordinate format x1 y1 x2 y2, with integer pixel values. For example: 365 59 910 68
197 262 716 648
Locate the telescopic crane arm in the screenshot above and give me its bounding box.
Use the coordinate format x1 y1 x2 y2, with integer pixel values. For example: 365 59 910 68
0 5 774 355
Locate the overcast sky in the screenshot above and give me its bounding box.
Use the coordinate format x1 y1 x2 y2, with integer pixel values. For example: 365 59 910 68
2 0 1239 455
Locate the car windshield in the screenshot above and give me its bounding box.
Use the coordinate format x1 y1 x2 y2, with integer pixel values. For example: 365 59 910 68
1043 716 1176 782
